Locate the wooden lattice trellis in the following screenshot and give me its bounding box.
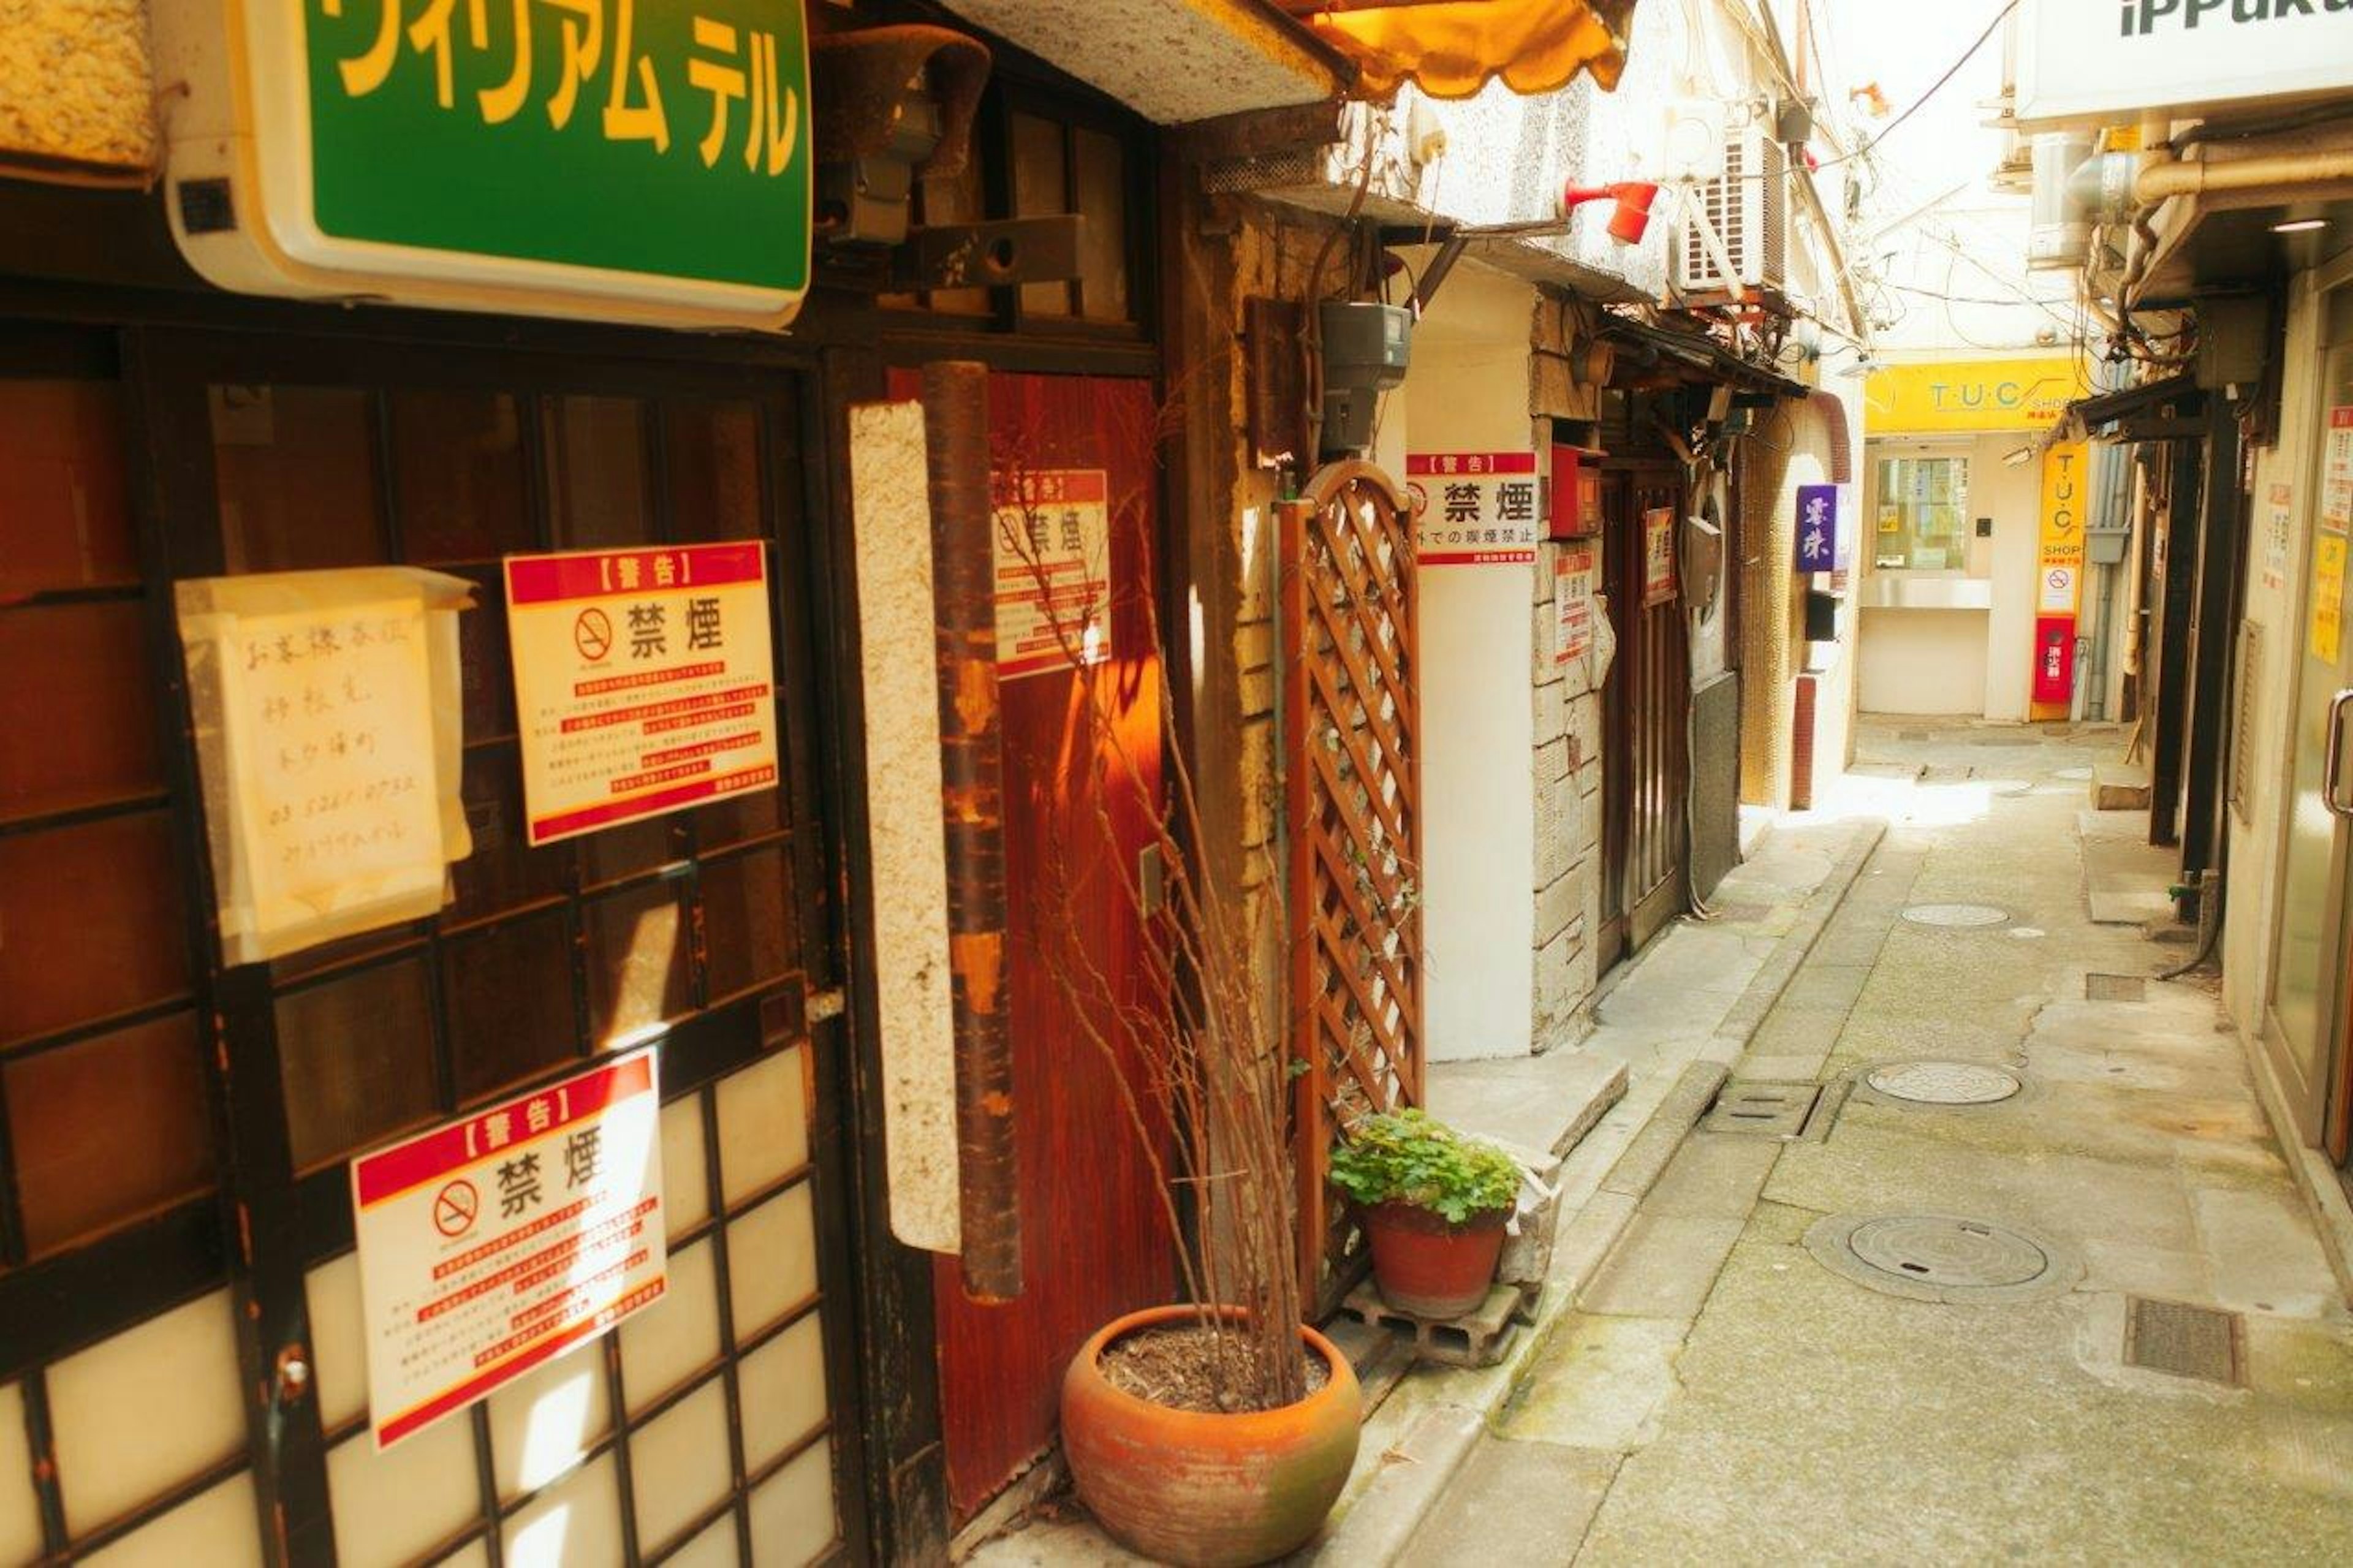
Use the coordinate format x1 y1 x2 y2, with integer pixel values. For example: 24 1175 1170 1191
1281 460 1424 1309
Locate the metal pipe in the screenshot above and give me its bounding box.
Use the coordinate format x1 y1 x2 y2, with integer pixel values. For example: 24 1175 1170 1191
2135 149 2353 203
921 360 1021 1303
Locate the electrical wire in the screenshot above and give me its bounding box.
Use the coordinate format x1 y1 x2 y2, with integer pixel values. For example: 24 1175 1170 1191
1811 0 2021 174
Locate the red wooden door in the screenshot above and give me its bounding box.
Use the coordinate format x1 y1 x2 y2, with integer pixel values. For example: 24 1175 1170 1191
890 369 1174 1520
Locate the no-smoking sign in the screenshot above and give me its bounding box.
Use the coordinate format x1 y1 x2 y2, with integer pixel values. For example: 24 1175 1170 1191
574 607 613 662
433 1180 479 1238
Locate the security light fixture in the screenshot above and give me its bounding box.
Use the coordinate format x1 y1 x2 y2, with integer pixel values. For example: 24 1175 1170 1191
2272 216 2329 234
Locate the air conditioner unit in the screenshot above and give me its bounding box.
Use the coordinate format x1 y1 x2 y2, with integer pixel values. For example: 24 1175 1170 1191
1673 124 1787 297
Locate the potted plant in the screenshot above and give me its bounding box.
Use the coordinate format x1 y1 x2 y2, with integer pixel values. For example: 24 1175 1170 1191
1329 1108 1521 1319
985 448 1359 1566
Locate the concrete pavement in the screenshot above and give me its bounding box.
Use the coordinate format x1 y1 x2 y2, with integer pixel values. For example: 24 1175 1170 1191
1400 719 2353 1566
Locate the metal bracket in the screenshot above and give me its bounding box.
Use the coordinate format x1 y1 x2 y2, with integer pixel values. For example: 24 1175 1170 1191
890 215 1084 294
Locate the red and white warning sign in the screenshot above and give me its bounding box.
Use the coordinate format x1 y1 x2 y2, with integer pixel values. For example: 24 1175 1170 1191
350 1048 666 1450
504 545 779 846
992 469 1112 680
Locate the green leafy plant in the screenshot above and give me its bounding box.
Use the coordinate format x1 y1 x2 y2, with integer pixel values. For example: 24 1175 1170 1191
1327 1109 1520 1225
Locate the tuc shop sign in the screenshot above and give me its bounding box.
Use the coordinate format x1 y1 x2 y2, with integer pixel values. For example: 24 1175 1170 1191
154 0 811 329
1863 357 2092 436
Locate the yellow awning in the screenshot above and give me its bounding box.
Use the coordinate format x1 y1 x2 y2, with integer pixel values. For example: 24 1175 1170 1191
1283 1 1638 100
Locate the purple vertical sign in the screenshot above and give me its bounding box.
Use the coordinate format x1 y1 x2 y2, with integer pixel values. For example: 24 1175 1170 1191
1795 483 1840 572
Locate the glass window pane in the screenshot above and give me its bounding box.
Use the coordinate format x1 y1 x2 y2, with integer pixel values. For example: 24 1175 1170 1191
276 959 438 1170
738 1312 827 1472
691 786 783 853
702 844 795 1001
47 1290 245 1536
580 816 682 888
585 884 691 1047
452 746 571 922
746 1439 835 1568
487 1344 611 1501
715 1046 808 1204
80 1471 261 1568
1874 456 1971 571
726 1184 817 1339
390 390 530 563
0 602 161 821
452 562 516 741
325 1417 479 1568
545 397 651 548
0 1382 37 1566
1011 113 1072 318
666 402 763 543
6 1013 212 1259
0 379 136 597
620 1238 721 1412
0 812 189 1044
627 1378 731 1552
505 1452 623 1568
304 1252 368 1432
213 386 385 573
659 1092 711 1241
446 914 577 1102
1074 127 1130 322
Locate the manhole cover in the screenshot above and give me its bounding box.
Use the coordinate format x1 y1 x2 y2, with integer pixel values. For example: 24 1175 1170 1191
1864 1061 2022 1106
1900 903 2010 928
2055 766 2094 781
1803 1213 2081 1304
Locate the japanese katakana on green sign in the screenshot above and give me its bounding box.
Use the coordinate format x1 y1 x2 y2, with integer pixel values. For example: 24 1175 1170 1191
301 0 809 298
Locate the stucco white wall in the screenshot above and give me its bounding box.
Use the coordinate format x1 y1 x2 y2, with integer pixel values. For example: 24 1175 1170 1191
1856 607 1987 714
1400 262 1543 1061
1854 431 2044 719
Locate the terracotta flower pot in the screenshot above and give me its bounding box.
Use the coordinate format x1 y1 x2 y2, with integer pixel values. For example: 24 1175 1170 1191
1360 1199 1509 1318
1061 1305 1362 1567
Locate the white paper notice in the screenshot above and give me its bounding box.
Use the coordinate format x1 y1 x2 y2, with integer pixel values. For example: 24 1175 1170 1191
350 1048 665 1450
175 567 473 966
504 545 780 846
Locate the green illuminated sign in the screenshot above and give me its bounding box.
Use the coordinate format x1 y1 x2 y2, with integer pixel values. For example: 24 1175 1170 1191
300 0 809 300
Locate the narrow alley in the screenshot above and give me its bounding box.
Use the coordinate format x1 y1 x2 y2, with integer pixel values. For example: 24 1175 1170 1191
1401 720 2353 1564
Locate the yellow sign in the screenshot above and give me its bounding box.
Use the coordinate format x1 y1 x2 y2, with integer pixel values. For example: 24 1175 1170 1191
2036 444 2089 616
2315 534 2347 666
1865 357 2093 434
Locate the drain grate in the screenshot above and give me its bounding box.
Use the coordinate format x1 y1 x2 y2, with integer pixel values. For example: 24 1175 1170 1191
2087 972 2148 1003
1863 1061 2022 1107
1803 1213 2082 1304
1701 1081 1820 1138
2123 1297 2241 1385
1900 903 2010 928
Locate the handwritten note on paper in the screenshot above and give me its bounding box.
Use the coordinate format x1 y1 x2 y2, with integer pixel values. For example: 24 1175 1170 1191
178 569 474 965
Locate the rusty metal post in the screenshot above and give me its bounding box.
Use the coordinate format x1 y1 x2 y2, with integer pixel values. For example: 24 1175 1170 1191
920 361 1021 1301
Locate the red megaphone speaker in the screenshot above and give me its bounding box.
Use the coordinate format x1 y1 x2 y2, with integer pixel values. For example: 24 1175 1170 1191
1558 181 1660 244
